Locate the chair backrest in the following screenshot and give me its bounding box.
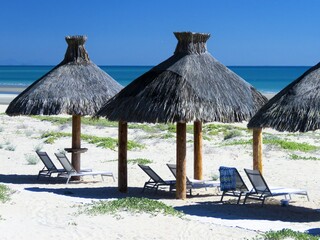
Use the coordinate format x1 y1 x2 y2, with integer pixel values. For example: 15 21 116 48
166 163 191 183
234 169 249 192
244 169 270 194
219 166 249 192
36 151 57 171
138 164 165 183
55 153 76 173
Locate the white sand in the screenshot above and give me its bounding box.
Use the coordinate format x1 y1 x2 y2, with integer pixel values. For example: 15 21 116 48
0 103 320 240
0 87 23 104
0 94 18 105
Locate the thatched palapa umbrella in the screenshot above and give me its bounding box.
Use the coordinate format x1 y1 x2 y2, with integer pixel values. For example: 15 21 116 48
96 32 267 199
6 36 122 179
248 62 320 172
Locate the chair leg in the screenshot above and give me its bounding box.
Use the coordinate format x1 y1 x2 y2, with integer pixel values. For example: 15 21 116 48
141 183 147 193
220 192 225 202
237 193 242 204
243 194 248 204
66 176 71 184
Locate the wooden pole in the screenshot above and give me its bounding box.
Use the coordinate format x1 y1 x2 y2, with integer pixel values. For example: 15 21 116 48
71 115 81 180
176 122 187 200
194 121 203 180
118 121 128 193
253 128 263 174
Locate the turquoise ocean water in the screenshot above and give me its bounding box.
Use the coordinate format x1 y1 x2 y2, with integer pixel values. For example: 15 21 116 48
0 65 310 94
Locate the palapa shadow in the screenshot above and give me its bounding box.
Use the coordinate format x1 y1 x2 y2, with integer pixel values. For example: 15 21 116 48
175 201 320 223
306 228 320 236
0 174 67 185
24 186 178 200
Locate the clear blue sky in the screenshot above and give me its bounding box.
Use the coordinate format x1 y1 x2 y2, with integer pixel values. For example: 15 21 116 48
1 0 320 66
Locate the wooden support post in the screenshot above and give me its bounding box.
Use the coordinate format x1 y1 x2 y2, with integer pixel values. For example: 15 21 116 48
176 122 187 200
118 121 128 193
194 121 203 180
71 115 81 180
253 128 263 174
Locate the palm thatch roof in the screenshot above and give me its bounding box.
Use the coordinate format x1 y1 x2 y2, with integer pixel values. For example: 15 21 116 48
248 63 320 132
6 36 122 116
96 32 267 123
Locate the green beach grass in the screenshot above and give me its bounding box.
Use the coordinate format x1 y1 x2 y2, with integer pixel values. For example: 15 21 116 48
80 197 184 218
289 154 320 161
105 158 152 165
32 115 176 133
255 228 319 240
32 115 320 156
223 138 318 152
32 115 250 139
0 184 11 203
0 184 11 220
40 132 144 150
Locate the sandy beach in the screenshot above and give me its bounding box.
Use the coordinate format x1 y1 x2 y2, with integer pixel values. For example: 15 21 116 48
0 87 25 104
0 101 320 240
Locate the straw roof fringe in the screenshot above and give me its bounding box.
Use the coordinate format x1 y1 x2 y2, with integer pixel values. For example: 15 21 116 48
248 62 320 132
97 32 267 123
6 35 122 116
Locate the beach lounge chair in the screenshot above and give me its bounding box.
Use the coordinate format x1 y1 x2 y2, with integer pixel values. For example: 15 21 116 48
36 151 67 179
219 166 250 204
243 168 309 206
55 153 114 184
138 164 176 193
166 163 220 195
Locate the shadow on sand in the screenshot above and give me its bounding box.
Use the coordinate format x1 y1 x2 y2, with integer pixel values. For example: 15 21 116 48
0 173 177 199
3 173 319 223
24 186 177 200
175 201 320 223
306 228 320 236
25 185 320 223
0 174 68 184
0 174 119 185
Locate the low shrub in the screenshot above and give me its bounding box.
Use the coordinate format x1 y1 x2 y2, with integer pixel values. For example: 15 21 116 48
259 228 319 240
25 154 39 165
0 184 11 203
81 197 184 218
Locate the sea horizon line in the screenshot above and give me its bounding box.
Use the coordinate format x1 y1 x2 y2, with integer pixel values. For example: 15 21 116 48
0 64 313 68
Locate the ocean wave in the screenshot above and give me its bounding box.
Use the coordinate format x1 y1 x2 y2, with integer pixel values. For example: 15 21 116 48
0 83 30 87
0 91 20 95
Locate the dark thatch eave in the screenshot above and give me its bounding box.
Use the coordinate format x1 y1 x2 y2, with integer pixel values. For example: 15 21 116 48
96 32 267 123
248 62 320 132
6 36 122 116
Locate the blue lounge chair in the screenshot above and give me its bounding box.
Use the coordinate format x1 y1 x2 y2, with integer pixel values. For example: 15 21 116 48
219 166 250 204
